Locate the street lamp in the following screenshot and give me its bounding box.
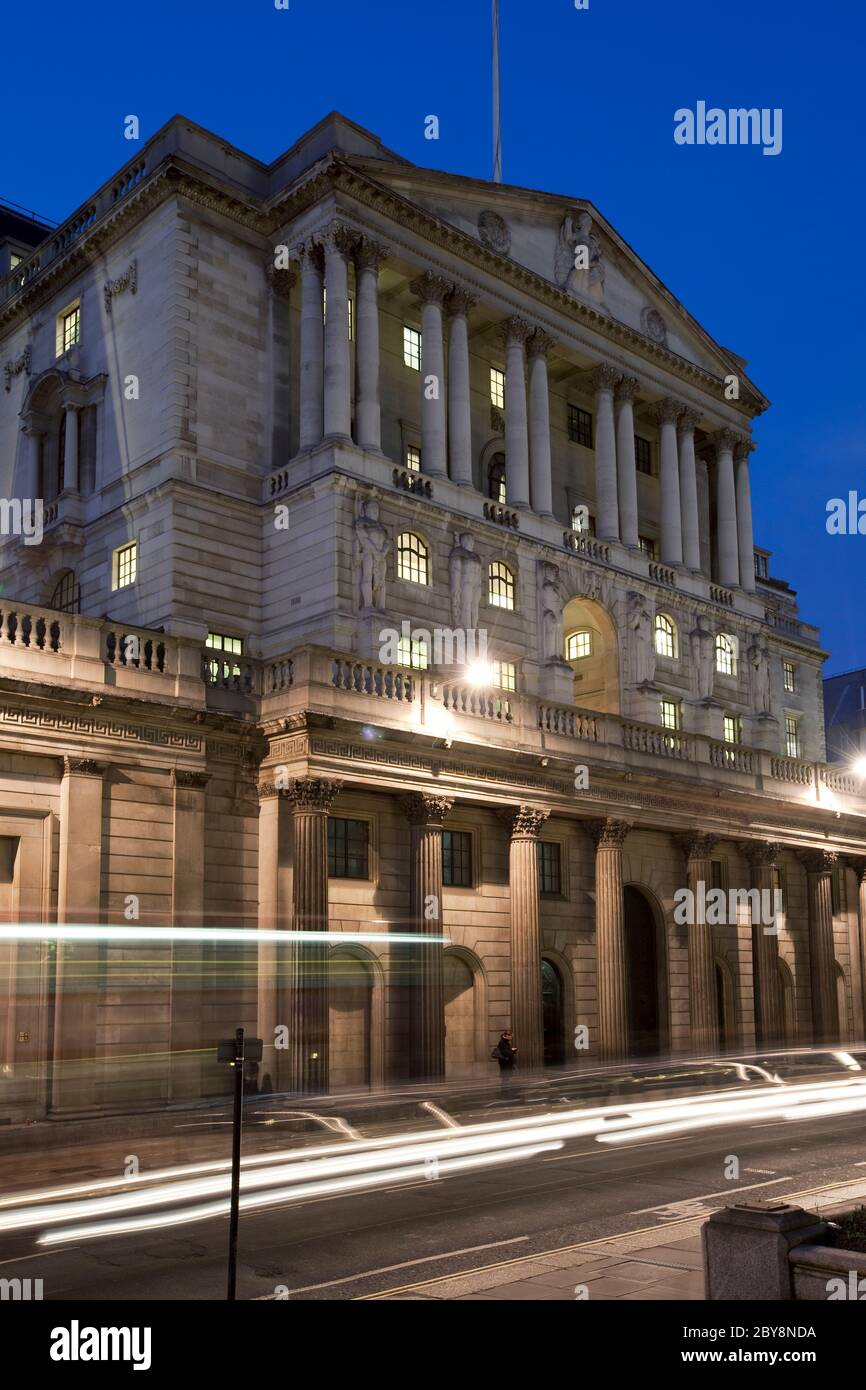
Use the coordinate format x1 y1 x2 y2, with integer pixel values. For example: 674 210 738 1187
465 660 495 686
852 756 866 780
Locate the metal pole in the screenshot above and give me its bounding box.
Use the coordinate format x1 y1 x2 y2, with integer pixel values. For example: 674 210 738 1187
226 1026 245 1301
492 0 502 182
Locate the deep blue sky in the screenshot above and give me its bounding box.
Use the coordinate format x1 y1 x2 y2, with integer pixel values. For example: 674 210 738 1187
4 0 863 672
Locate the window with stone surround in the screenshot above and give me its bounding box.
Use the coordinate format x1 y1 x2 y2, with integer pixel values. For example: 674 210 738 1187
493 659 516 691
206 632 243 684
403 325 421 371
405 444 421 472
638 535 657 558
715 633 738 676
327 817 369 879
443 830 473 887
488 561 515 610
783 660 796 693
488 454 506 503
785 714 800 758
397 532 429 585
396 634 429 669
635 435 654 475
654 613 678 660
567 404 593 448
57 301 80 356
722 714 742 745
659 697 681 731
566 629 592 660
50 570 80 614
537 841 562 896
489 367 505 410
111 541 137 591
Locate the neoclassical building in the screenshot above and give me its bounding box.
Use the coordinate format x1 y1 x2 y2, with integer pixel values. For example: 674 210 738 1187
1 114 864 1118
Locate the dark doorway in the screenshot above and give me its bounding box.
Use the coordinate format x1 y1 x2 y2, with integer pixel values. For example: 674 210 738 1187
541 959 565 1065
623 886 663 1057
716 963 734 1051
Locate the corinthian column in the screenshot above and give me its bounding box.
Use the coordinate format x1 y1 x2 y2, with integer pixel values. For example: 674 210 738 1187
411 272 450 478
714 428 740 588
589 819 630 1063
678 832 720 1055
354 238 388 452
401 793 453 1082
500 805 549 1069
322 225 353 442
615 376 639 549
592 364 620 541
735 438 757 592
446 288 476 487
501 316 531 509
527 329 554 518
678 408 702 572
798 850 839 1044
296 239 324 450
286 777 342 1094
742 841 784 1046
655 398 683 565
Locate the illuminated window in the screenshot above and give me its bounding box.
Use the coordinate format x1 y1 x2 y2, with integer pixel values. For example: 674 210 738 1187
783 660 796 693
9 252 22 271
111 541 137 591
635 436 653 475
50 570 80 613
328 818 369 879
488 454 506 503
654 613 677 659
723 715 742 745
396 532 429 585
443 831 472 887
785 715 800 758
493 660 516 691
57 302 81 356
488 561 515 610
537 842 562 896
206 632 244 684
403 325 422 370
715 633 737 676
406 445 421 472
638 535 657 558
490 367 505 410
567 405 593 448
565 630 592 660
396 634 429 669
660 698 681 731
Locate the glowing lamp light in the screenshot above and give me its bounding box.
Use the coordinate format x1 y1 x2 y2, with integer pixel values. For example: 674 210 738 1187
465 660 495 687
852 756 866 780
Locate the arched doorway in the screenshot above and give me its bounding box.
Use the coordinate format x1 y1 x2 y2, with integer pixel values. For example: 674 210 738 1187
623 886 668 1057
541 958 565 1065
562 595 620 713
444 953 476 1077
329 950 373 1091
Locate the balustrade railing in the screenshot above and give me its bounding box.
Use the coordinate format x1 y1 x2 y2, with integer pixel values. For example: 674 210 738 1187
331 658 415 701
441 682 512 722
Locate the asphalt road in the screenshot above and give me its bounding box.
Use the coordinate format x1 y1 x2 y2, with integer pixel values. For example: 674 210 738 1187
2 1105 865 1300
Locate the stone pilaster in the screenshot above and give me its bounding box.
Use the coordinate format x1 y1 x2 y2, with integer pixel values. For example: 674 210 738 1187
285 777 343 1093
500 805 549 1069
678 408 702 572
654 398 683 566
168 770 209 1100
400 793 453 1081
296 239 324 450
322 224 353 442
411 272 450 478
713 428 740 589
591 364 620 541
446 288 476 487
589 818 630 1062
677 832 720 1055
742 840 784 1046
501 316 532 509
354 238 388 452
527 329 554 518
798 849 839 1044
614 376 639 549
735 438 757 592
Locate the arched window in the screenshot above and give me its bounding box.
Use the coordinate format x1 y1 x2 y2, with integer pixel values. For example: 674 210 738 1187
654 613 677 659
487 453 506 504
396 532 429 585
488 561 515 610
715 633 737 676
565 629 592 660
50 569 80 614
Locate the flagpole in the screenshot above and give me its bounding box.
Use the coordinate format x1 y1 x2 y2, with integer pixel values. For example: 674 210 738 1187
492 0 502 181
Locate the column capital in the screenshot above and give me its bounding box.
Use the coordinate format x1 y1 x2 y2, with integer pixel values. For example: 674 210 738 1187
588 817 631 849
849 856 866 883
734 436 756 462
498 314 531 347
292 237 325 272
712 426 739 454
614 374 640 404
410 271 452 307
527 327 555 359
62 757 105 778
676 830 718 860
498 804 549 839
258 782 286 801
172 769 209 790
319 221 356 257
355 237 390 274
266 265 296 298
677 407 701 434
286 777 343 812
652 396 683 427
797 848 838 875
446 286 477 318
740 839 781 868
400 793 454 827
590 362 620 394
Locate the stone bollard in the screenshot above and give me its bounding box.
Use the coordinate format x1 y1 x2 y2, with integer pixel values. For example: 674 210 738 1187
703 1200 829 1300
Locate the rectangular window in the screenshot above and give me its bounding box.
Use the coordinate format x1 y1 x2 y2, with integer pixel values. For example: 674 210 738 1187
442 830 472 888
723 715 742 745
405 444 421 472
327 817 369 879
397 635 429 669
57 302 81 356
206 632 243 684
111 541 137 591
783 660 796 693
660 698 681 731
9 252 22 271
710 861 724 892
537 841 562 896
403 325 422 371
489 367 505 410
785 715 800 758
493 659 516 692
755 552 769 579
638 535 657 559
567 405 593 448
635 436 653 475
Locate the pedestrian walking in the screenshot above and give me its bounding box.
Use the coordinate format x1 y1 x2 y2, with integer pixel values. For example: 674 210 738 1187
492 1030 517 1088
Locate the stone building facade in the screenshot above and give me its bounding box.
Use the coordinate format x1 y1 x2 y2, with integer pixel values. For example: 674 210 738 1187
1 114 864 1119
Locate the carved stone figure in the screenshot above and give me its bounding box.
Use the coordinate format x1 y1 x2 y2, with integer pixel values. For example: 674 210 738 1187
640 306 668 345
628 591 656 685
689 616 715 700
748 639 772 715
355 499 388 610
554 210 605 302
477 210 511 255
539 562 565 661
449 532 483 632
